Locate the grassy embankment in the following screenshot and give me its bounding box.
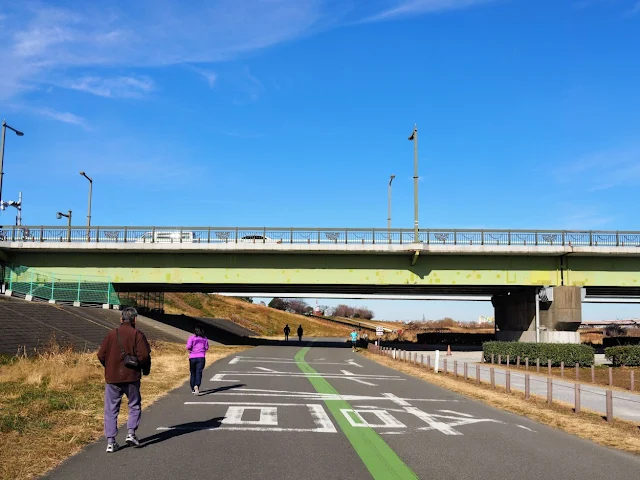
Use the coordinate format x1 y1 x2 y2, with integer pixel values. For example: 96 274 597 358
164 293 353 338
0 341 250 480
362 350 640 455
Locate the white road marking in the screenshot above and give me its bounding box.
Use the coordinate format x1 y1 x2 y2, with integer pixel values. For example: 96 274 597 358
308 404 337 432
219 371 400 379
347 360 363 368
382 393 411 406
211 372 404 382
211 373 240 382
341 409 406 428
228 357 240 365
169 402 337 434
404 407 463 435
213 389 456 403
348 378 378 386
438 410 473 417
380 432 405 435
157 426 335 433
255 367 278 372
186 401 306 406
222 406 278 426
516 425 536 432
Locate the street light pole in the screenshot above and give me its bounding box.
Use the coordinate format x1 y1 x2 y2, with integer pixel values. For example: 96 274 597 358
408 124 419 243
0 120 25 210
387 174 395 242
56 210 72 242
79 171 93 240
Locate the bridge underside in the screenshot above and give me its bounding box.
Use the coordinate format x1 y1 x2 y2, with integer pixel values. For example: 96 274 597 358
113 282 640 298
5 251 640 343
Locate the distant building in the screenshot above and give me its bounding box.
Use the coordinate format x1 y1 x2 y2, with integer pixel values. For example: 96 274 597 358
313 306 324 316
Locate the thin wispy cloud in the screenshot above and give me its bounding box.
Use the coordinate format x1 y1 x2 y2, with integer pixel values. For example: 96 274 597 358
556 146 640 191
66 76 154 98
0 1 502 103
30 107 90 130
0 1 328 100
190 67 218 88
362 0 498 22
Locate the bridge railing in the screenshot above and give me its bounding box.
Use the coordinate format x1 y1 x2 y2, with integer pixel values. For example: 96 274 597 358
0 226 639 247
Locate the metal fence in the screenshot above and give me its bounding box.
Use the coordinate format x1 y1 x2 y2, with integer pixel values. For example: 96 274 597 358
0 226 639 247
4 266 120 305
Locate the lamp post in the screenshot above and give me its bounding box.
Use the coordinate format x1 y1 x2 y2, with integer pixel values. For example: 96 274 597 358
0 192 22 226
408 124 418 243
56 210 72 242
387 174 395 242
79 171 93 241
0 120 24 211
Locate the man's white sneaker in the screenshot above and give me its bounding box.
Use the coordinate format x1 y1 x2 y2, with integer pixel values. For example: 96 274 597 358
106 442 119 453
125 433 140 447
194 386 199 396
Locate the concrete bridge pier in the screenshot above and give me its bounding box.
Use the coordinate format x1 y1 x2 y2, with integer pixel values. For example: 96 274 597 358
493 286 582 343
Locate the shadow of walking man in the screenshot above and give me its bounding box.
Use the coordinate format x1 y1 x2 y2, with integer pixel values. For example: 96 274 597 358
136 417 225 448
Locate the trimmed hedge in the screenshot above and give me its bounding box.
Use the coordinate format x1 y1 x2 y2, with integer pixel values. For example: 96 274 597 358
482 341 595 367
605 346 640 366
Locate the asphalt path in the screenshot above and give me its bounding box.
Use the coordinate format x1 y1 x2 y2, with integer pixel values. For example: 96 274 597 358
44 340 640 479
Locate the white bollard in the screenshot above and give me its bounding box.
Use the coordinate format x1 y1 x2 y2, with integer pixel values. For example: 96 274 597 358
434 350 440 374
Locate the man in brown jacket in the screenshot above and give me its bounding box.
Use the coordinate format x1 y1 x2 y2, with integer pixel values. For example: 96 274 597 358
97 307 151 453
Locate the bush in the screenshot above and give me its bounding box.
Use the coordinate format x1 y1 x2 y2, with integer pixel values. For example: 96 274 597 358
482 341 595 367
605 346 640 366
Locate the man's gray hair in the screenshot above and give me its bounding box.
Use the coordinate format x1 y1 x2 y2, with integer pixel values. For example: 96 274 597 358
121 307 138 323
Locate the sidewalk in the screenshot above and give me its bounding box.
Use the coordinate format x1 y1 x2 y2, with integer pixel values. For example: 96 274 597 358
382 348 640 424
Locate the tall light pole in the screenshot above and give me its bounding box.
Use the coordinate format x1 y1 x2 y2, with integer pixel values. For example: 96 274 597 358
387 174 395 241
57 210 72 242
408 124 419 243
79 171 93 240
0 120 25 210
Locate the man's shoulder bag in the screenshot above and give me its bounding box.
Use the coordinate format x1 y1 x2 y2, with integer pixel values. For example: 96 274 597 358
116 327 140 370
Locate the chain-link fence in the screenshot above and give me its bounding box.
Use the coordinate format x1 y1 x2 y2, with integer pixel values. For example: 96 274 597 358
3 266 120 306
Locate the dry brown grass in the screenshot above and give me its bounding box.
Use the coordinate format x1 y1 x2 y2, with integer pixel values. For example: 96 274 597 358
165 293 353 337
0 341 250 480
363 351 640 455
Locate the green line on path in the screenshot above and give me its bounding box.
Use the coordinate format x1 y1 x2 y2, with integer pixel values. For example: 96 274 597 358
294 347 418 480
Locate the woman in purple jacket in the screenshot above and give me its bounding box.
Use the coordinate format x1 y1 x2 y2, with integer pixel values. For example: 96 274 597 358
186 325 209 395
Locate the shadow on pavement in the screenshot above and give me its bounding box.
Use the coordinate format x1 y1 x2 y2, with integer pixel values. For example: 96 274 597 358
198 384 246 396
136 417 225 448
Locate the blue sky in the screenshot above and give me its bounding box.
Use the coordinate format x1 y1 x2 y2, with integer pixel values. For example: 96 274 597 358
1 0 639 321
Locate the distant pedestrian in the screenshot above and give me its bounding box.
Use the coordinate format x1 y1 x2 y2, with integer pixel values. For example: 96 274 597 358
97 307 151 453
187 324 209 395
297 325 303 341
284 324 290 341
350 329 358 351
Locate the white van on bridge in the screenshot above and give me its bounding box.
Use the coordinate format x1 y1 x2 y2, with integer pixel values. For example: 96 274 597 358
136 231 194 243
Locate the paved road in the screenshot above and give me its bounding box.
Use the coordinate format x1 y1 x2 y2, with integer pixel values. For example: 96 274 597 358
45 341 640 480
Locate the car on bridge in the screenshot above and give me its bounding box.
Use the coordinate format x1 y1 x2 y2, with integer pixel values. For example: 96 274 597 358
240 235 282 244
136 231 195 243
